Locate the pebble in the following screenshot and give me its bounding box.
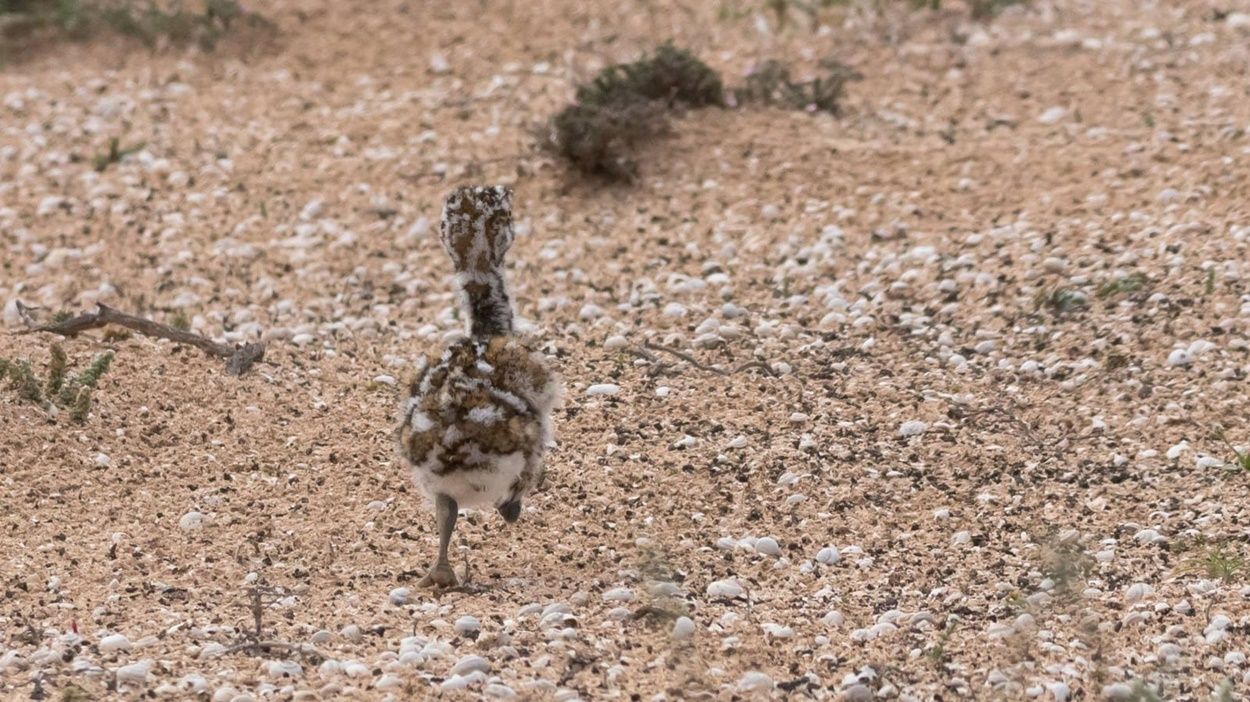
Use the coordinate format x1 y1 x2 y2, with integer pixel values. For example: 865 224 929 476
99 633 131 653
429 53 452 74
454 615 480 635
672 616 695 641
603 335 628 350
738 671 775 692
484 683 518 699
94 452 111 467
115 659 153 686
602 587 634 602
585 383 620 396
373 374 396 386
754 537 780 556
1038 106 1068 124
898 420 928 437
1102 683 1134 699
1125 582 1154 602
450 654 491 676
374 674 403 690
388 587 410 605
265 660 302 677
442 671 486 691
178 511 204 531
706 579 745 598
816 546 840 564
1167 348 1193 367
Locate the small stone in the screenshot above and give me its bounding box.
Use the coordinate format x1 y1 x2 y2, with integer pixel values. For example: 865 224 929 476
1102 683 1135 700
1167 349 1193 367
115 659 153 686
388 588 411 605
603 335 628 350
265 659 302 678
738 671 774 692
707 579 745 598
429 54 452 74
450 654 491 677
454 616 480 635
373 374 396 386
99 633 131 653
94 453 111 467
602 587 634 602
816 547 840 564
299 199 324 221
178 511 204 531
1125 582 1154 603
1038 106 1068 124
754 537 780 556
585 384 620 396
374 674 403 690
672 617 695 641
898 421 928 437
484 683 518 699
843 685 873 702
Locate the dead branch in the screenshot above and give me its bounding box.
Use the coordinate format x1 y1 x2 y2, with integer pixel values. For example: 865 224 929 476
19 304 263 376
640 340 780 378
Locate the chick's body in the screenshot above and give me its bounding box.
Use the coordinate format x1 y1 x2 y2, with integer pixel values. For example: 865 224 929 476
398 335 559 510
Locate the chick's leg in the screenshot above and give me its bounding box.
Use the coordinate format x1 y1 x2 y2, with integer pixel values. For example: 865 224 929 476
419 493 459 588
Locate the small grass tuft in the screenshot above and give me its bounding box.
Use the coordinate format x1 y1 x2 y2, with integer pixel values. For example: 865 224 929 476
1211 426 1250 471
966 0 1027 19
93 136 145 172
924 620 955 666
46 343 67 395
1197 545 1245 583
735 57 861 114
0 345 113 422
170 310 191 332
1096 272 1148 299
1036 287 1086 316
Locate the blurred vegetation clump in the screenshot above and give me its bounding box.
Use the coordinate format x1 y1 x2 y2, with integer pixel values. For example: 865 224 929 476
0 0 274 50
544 42 864 181
724 0 1029 27
544 43 724 181
576 42 725 109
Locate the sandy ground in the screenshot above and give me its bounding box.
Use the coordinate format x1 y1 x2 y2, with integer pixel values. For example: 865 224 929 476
2 0 1250 699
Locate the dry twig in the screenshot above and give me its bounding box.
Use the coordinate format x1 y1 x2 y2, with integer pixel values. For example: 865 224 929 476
640 340 780 377
19 304 264 376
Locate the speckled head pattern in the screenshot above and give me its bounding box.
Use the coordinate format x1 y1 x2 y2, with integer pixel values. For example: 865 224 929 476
440 185 515 274
440 185 516 338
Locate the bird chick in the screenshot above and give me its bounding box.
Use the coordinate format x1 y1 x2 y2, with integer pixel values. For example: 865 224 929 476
396 186 560 588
